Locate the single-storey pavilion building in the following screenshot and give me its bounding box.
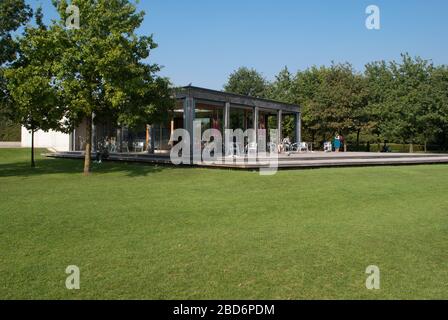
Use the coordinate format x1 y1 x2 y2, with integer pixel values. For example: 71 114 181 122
21 86 302 153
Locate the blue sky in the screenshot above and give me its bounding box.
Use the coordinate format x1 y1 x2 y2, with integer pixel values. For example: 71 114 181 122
33 0 448 90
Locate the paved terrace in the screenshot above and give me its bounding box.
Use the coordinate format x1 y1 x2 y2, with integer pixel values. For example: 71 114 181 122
46 151 448 170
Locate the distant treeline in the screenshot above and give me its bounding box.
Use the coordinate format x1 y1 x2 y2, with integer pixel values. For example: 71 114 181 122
224 54 448 152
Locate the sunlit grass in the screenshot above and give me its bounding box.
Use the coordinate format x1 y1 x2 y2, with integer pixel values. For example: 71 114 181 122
1 148 447 299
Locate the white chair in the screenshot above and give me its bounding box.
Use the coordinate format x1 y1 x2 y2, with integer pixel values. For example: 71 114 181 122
268 142 277 153
134 141 144 152
291 142 309 152
246 142 258 156
120 141 129 153
298 142 309 152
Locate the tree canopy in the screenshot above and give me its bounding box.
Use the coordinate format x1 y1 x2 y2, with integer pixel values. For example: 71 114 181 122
1 0 174 172
0 0 33 146
224 67 268 98
50 0 174 174
4 7 67 166
233 54 448 152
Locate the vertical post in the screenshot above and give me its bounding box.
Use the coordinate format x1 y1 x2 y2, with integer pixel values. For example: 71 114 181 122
253 106 259 131
148 125 155 153
223 102 230 156
91 112 96 153
73 128 76 151
84 114 92 175
224 102 230 131
145 124 150 151
183 97 195 152
31 129 35 168
277 110 283 144
116 127 122 152
295 112 302 143
160 125 163 149
169 118 175 147
70 129 75 151
253 106 259 150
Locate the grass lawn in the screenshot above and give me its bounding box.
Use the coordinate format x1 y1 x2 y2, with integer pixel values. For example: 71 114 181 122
1 148 448 299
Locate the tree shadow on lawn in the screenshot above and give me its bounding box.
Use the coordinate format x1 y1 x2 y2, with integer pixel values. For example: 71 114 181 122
0 157 168 178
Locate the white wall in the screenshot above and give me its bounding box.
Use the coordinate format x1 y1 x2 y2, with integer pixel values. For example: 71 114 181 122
21 127 70 151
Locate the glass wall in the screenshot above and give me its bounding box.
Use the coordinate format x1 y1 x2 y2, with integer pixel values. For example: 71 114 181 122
195 103 224 133
153 122 172 151
72 117 150 153
230 106 253 131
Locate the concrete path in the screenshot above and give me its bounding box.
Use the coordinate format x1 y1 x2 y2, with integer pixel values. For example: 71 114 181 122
0 142 21 148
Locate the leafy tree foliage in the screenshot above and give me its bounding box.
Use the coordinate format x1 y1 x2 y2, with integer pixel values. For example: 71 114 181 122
0 0 32 65
4 8 66 167
50 0 174 175
224 67 268 98
266 67 296 138
239 54 448 152
0 0 32 136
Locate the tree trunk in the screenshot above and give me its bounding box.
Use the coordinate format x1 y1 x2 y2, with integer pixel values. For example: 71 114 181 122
84 115 92 176
409 142 414 154
424 140 427 153
31 129 35 168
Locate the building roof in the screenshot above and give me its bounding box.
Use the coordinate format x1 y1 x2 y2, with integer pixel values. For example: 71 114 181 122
175 85 300 113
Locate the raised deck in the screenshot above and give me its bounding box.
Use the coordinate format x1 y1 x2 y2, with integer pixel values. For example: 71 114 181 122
45 151 448 170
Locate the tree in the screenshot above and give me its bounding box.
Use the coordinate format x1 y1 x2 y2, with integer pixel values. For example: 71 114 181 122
224 67 268 98
430 66 448 150
0 0 32 136
367 54 437 152
364 60 394 148
292 64 367 149
292 66 324 144
50 0 174 175
0 0 32 65
267 67 296 138
4 8 67 167
267 67 294 103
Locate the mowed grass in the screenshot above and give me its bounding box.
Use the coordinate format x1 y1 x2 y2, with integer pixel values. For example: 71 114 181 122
1 148 448 300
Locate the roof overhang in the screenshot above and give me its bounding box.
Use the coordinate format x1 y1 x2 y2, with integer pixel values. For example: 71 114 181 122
176 86 300 113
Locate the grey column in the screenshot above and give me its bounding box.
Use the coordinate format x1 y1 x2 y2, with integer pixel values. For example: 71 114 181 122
253 106 259 131
183 97 195 149
224 102 230 130
223 102 231 156
295 112 302 143
253 106 259 148
148 125 155 153
70 130 75 151
277 110 283 144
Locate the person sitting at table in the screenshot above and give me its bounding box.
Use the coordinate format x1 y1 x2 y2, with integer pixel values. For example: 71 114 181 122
277 143 284 153
282 136 291 151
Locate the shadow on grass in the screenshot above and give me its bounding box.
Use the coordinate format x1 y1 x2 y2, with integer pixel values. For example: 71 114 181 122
0 156 167 178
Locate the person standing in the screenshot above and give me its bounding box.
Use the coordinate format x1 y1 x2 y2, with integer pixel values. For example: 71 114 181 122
340 134 346 152
333 134 341 152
